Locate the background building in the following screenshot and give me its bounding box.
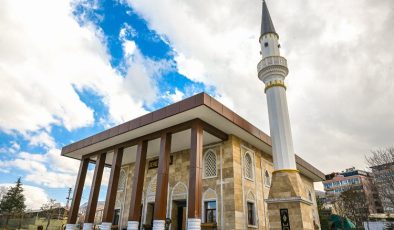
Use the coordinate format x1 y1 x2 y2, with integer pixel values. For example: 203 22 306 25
323 167 383 214
370 162 394 213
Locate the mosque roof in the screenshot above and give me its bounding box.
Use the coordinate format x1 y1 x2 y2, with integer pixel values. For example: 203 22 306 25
61 93 325 181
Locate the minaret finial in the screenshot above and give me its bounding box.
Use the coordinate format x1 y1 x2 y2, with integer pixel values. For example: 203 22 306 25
261 0 277 38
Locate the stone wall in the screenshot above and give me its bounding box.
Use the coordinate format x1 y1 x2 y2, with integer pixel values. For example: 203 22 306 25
114 134 320 230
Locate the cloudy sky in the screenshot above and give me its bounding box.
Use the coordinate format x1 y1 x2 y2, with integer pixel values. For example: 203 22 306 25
0 0 393 209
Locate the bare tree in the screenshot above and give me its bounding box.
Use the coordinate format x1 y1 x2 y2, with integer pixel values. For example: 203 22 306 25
41 199 57 230
333 188 370 228
366 147 394 212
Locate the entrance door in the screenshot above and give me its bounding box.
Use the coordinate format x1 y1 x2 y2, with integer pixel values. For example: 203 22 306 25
145 203 155 230
174 200 187 230
112 209 120 226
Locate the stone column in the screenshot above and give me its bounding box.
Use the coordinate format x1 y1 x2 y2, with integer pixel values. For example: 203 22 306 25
187 121 203 230
66 158 89 230
84 152 106 230
127 141 148 230
102 148 124 230
152 133 172 230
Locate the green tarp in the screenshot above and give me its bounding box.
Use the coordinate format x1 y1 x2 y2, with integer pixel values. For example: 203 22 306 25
329 214 356 229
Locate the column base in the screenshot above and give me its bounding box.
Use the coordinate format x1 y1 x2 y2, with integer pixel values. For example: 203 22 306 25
83 223 94 230
100 222 112 230
152 220 165 230
187 218 201 230
65 224 75 230
267 171 314 230
127 221 139 230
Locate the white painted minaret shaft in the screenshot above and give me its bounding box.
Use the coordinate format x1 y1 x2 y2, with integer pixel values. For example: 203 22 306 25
266 82 296 170
258 1 296 170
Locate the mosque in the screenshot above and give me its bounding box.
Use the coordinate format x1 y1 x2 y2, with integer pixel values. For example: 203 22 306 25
62 1 324 230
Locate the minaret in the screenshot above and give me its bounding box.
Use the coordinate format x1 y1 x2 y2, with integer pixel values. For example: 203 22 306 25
258 1 315 229
258 0 296 171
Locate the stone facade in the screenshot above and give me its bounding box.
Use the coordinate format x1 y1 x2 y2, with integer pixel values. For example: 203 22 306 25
113 135 319 230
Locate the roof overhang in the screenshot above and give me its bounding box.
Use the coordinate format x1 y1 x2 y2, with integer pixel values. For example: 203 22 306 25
61 93 325 181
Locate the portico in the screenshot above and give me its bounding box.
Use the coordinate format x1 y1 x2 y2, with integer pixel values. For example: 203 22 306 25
62 93 324 230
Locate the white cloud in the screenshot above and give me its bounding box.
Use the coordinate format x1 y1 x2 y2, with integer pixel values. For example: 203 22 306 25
125 0 394 175
0 147 110 189
0 184 49 210
26 131 56 149
0 0 169 135
175 53 207 83
119 23 137 40
0 141 20 155
164 88 185 103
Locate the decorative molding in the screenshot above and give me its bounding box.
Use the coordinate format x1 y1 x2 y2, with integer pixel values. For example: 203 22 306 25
264 80 286 92
187 218 201 230
265 196 313 205
82 223 93 230
100 222 112 230
127 221 139 230
152 220 165 230
272 169 300 174
65 224 75 230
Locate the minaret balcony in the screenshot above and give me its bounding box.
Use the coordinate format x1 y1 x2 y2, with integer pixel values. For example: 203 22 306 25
257 56 289 81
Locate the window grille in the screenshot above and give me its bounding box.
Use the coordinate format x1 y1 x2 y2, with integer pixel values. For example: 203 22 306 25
204 150 217 178
117 170 126 191
244 152 254 180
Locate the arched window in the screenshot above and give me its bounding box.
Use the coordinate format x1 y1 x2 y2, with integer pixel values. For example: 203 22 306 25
117 169 126 191
244 152 254 180
264 170 271 187
308 190 312 201
246 191 256 226
203 150 217 178
203 188 217 224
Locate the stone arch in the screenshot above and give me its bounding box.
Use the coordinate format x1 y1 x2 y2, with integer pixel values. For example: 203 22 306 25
245 190 257 226
171 182 188 201
146 174 157 203
203 188 217 200
246 190 256 202
202 188 218 223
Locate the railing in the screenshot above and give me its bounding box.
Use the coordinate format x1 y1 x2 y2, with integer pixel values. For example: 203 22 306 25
257 56 287 72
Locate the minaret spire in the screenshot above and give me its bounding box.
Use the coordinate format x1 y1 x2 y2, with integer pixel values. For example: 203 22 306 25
261 0 277 38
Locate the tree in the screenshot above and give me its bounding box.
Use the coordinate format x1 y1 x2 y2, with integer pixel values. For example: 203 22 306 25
0 178 26 228
40 199 57 230
316 196 330 230
366 147 394 212
333 188 369 228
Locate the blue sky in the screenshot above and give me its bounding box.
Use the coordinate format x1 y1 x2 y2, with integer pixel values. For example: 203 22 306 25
1 0 394 209
0 0 214 209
